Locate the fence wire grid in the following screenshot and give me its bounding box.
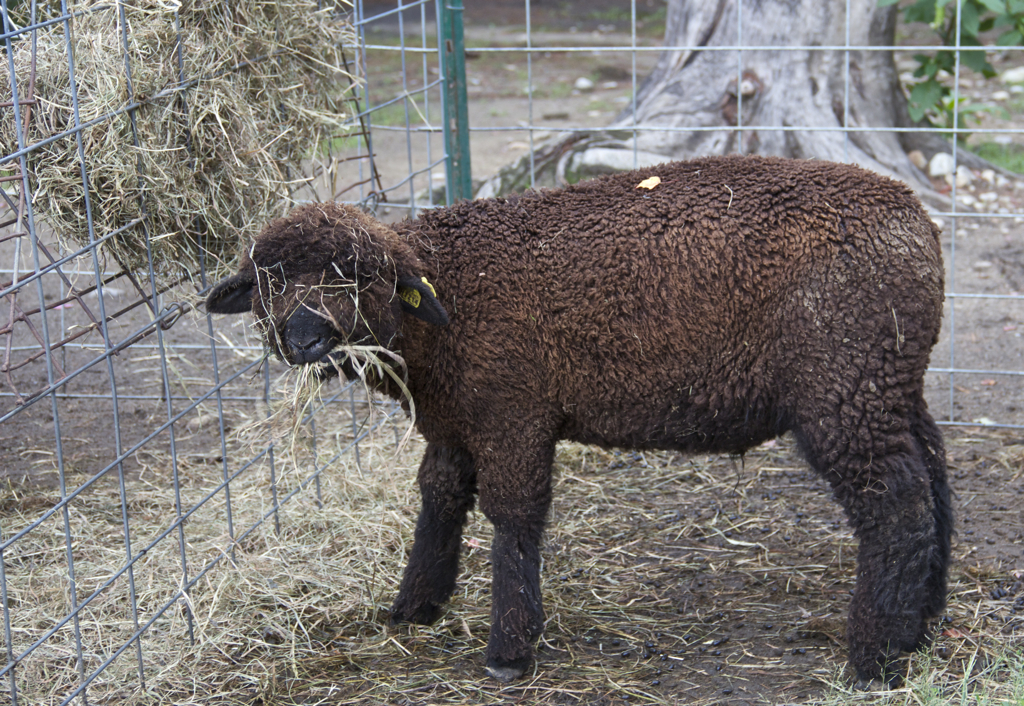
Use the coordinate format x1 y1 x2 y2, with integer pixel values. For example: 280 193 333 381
1 0 1023 703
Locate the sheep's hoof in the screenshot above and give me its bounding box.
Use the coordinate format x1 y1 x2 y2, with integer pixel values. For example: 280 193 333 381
484 658 529 682
853 666 904 691
881 668 906 689
853 676 888 692
388 601 443 626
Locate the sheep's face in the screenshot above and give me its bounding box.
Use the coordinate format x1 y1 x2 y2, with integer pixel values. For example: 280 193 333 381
206 204 447 380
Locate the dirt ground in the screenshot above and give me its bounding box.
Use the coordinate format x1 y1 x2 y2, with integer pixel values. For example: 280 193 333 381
1 2 1023 704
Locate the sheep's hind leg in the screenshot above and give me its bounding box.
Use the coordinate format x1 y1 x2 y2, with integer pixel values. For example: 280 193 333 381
797 417 943 686
390 444 477 626
909 404 952 625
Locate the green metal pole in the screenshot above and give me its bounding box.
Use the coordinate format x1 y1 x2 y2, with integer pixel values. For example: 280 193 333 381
439 0 472 204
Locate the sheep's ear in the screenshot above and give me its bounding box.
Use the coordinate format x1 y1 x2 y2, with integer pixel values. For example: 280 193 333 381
206 272 255 314
397 275 449 326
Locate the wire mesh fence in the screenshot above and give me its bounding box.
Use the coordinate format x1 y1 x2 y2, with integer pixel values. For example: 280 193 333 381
1 0 1023 703
0 0 453 702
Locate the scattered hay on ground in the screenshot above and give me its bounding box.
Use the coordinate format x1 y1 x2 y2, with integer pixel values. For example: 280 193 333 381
1 416 1021 704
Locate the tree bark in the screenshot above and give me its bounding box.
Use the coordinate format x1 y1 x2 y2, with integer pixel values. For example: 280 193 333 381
478 0 974 202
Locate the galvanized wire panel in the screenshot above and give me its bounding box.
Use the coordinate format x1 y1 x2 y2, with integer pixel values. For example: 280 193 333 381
0 1 429 703
2 0 1024 702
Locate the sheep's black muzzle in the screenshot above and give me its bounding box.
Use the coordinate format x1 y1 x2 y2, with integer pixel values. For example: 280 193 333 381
281 306 338 366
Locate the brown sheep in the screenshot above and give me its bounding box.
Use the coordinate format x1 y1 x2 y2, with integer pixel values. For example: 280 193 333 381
206 155 951 686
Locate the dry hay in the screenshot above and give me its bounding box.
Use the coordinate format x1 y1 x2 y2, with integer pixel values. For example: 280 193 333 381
2 0 356 277
1 416 1021 704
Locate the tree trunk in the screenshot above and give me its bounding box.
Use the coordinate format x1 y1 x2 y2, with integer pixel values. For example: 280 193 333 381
478 0 974 202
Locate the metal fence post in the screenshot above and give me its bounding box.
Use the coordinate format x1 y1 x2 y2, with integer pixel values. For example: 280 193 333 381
438 0 472 204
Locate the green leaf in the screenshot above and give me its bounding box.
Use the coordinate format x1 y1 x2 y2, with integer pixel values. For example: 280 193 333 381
996 27 1024 44
905 0 939 23
931 0 947 29
975 0 1007 13
958 40 995 74
877 0 902 6
912 54 939 77
1009 0 1024 13
962 50 995 72
957 103 1005 117
960 1 981 35
933 50 957 72
910 79 947 113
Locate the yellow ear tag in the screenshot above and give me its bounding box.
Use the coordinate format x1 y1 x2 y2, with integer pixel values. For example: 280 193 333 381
398 277 437 309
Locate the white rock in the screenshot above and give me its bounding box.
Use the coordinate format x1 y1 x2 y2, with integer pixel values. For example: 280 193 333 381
979 191 999 202
958 194 977 207
87 287 124 298
1001 66 1024 84
1011 85 1024 94
996 174 1010 188
929 152 956 177
574 77 595 91
956 165 974 188
992 90 1011 101
981 169 996 184
909 150 927 170
601 81 619 90
186 413 221 432
931 217 946 231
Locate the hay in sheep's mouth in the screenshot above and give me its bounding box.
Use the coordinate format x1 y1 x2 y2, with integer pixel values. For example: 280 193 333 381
274 343 419 453
310 344 353 378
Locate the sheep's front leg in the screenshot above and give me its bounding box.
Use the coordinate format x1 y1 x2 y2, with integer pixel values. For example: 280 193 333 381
390 444 476 625
477 442 554 682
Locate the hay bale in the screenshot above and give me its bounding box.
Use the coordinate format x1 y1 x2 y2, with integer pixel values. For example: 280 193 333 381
2 0 356 277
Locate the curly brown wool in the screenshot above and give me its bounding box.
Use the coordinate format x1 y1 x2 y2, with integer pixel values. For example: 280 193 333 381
207 155 950 686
